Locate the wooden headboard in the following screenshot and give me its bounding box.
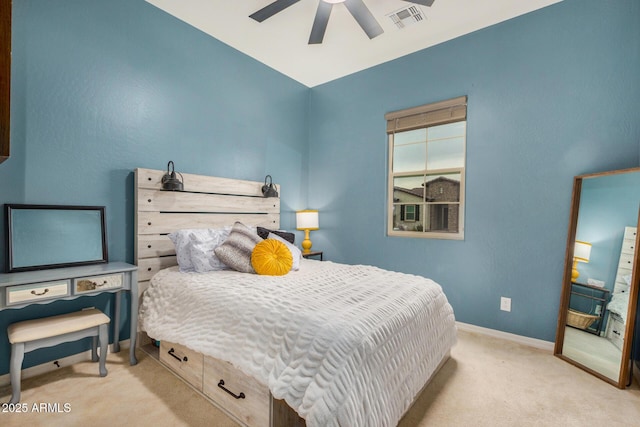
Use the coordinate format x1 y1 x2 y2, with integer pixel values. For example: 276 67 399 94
134 168 280 296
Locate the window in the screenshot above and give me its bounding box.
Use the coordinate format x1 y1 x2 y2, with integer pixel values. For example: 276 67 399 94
386 96 467 239
401 205 417 222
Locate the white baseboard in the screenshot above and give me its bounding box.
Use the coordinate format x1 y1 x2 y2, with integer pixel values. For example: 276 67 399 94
456 321 555 351
0 340 130 388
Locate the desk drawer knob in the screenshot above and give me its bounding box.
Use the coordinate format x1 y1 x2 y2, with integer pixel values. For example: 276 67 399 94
30 288 49 296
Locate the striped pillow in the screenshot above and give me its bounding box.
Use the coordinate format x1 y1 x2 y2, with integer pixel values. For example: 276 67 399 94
214 222 262 273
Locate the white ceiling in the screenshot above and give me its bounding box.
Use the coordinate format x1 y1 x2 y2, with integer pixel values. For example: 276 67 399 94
145 0 563 88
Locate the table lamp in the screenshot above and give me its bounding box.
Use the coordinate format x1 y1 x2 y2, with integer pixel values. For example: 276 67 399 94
572 240 591 282
296 210 319 253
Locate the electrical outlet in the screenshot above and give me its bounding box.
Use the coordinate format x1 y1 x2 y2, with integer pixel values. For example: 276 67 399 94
500 297 511 312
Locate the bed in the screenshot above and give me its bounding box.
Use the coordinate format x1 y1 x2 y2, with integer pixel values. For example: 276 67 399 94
134 168 457 427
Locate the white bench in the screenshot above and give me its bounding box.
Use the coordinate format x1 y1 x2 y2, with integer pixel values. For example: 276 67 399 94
7 308 110 404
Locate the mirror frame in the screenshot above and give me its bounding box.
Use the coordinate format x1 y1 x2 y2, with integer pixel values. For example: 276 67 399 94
554 167 640 388
0 0 10 163
4 204 109 273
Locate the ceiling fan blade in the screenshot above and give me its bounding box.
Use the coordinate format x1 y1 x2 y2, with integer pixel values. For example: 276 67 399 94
309 1 333 45
250 0 301 23
344 0 384 40
402 0 435 6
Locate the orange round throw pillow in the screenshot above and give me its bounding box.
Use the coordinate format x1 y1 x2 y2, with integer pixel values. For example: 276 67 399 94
251 239 293 276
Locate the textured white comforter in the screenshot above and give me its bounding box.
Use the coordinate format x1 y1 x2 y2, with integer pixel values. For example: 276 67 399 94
607 292 629 322
139 259 456 427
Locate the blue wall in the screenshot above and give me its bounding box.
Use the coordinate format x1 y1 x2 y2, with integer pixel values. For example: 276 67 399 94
307 0 640 342
0 0 639 377
0 0 308 374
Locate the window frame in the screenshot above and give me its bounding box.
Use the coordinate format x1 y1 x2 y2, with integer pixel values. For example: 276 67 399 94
386 96 467 240
402 204 417 222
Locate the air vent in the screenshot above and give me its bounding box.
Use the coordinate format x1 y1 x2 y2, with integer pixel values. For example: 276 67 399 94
387 6 424 29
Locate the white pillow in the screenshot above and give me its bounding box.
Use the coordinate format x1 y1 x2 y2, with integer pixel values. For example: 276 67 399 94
167 227 231 273
268 232 301 271
167 229 198 272
189 227 233 273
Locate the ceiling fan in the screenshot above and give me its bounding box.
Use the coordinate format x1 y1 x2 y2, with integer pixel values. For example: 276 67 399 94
250 0 436 45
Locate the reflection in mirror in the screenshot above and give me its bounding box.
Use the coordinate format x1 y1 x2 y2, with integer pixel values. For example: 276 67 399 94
555 168 640 388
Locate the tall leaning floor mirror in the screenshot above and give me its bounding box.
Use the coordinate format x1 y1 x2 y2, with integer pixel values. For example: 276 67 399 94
555 167 640 388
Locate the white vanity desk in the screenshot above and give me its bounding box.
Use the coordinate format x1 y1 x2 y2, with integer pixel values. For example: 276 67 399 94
0 262 138 366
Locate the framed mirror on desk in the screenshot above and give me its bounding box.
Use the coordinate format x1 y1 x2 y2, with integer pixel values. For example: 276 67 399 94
554 167 640 388
1 203 138 365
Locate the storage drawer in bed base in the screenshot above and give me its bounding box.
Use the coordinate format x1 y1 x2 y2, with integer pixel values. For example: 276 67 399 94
153 345 450 427
156 342 304 427
159 341 203 391
202 356 271 427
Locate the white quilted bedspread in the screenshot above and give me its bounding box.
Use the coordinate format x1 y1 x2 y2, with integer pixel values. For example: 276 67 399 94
139 259 456 427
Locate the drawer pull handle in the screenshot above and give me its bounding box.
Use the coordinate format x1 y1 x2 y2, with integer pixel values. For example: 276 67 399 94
31 288 49 296
217 380 245 399
95 281 108 287
168 348 188 362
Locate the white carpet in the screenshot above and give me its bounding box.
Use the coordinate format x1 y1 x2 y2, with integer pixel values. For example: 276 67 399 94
1 329 640 426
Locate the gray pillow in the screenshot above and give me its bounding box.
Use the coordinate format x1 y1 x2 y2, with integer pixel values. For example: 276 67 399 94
214 222 262 273
257 226 295 244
